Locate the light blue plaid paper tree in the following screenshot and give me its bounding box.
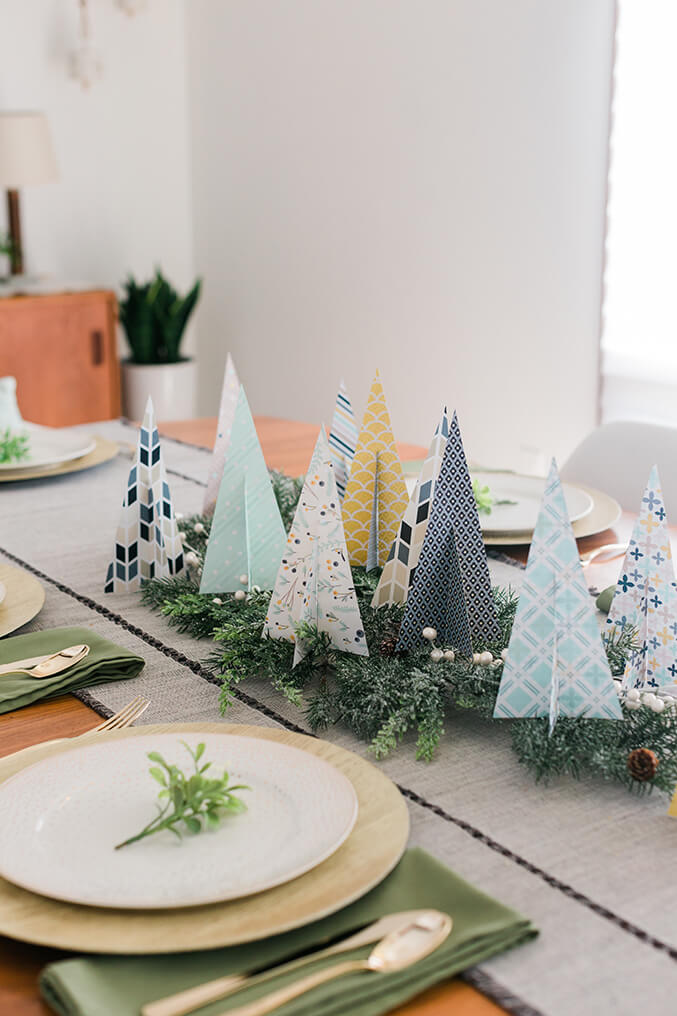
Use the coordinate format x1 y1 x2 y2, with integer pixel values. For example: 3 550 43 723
494 459 623 731
263 427 368 664
200 387 286 593
607 465 677 690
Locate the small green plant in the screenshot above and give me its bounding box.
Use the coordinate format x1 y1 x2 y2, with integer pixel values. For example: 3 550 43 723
472 477 517 516
119 269 201 365
115 741 248 849
0 428 29 464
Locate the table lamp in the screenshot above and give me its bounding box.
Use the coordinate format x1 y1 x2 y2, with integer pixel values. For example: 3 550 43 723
0 112 58 275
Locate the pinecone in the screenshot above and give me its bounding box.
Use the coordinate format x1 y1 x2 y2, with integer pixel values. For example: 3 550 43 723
627 747 659 782
379 634 400 657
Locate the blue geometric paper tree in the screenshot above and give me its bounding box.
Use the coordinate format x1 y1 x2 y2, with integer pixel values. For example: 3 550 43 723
606 465 677 690
494 459 623 730
328 379 358 499
200 387 286 593
105 397 184 592
396 410 499 653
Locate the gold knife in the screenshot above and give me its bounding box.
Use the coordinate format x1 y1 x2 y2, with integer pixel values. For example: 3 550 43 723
0 644 89 678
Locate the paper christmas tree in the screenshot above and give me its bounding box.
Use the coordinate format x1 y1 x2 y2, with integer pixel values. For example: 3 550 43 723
203 353 241 515
494 459 623 730
263 427 368 665
341 371 408 568
200 387 286 593
105 397 184 592
328 379 358 499
606 466 677 690
396 411 499 653
372 408 449 607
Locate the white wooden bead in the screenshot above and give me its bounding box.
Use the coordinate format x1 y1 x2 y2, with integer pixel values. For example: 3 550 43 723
234 590 246 601
422 627 437 641
444 650 455 662
430 649 444 662
479 651 493 666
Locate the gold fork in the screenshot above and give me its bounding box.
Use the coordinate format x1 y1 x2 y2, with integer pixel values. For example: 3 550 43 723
9 696 151 759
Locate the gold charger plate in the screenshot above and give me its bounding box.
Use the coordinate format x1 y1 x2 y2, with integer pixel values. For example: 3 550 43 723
0 563 45 637
484 484 621 547
0 436 119 483
0 722 410 954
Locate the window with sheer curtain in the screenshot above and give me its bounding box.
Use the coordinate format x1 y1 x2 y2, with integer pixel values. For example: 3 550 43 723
602 2 677 424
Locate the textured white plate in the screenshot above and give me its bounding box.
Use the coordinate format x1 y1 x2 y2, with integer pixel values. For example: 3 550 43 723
473 472 594 535
0 733 359 909
0 423 95 471
0 581 5 606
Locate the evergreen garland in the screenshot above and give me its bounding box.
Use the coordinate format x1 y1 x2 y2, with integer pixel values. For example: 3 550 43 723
142 511 677 796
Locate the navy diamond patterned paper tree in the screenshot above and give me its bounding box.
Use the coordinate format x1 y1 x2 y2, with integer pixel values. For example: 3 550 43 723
105 397 184 592
396 410 499 653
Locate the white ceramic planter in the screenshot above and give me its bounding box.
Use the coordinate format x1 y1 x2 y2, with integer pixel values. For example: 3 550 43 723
121 360 196 421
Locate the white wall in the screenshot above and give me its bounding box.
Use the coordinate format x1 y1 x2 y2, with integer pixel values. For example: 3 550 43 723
187 0 615 467
1 0 195 351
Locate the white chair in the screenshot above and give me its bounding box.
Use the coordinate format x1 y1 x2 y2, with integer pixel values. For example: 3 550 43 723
560 420 677 515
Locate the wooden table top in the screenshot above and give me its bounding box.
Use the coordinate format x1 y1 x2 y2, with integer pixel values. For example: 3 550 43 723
0 415 628 1016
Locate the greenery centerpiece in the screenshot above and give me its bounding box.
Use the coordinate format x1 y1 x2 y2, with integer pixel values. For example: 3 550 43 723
141 491 677 799
118 269 202 420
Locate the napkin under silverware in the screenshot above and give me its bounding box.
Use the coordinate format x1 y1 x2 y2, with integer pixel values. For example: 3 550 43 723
40 848 537 1016
0 626 145 714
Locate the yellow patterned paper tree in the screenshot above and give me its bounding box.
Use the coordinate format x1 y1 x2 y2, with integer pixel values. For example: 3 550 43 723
342 371 408 567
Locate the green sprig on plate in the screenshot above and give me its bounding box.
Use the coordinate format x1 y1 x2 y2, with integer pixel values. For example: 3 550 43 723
472 477 516 516
115 741 249 850
0 428 29 465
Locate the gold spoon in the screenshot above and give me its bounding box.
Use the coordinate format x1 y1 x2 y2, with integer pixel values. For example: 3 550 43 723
142 910 441 1016
0 644 89 679
220 911 452 1016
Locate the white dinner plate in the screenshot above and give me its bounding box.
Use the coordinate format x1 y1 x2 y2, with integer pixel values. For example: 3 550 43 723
0 423 95 472
0 581 5 606
472 472 594 535
0 733 359 909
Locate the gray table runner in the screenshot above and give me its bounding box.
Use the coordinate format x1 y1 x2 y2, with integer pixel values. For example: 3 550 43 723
0 420 675 1016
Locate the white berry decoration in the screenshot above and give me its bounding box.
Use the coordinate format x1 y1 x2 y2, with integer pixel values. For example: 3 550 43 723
479 651 493 666
641 692 657 708
626 688 640 702
651 698 665 713
185 551 199 567
444 649 455 662
422 627 437 642
430 648 444 663
239 574 249 585
178 531 187 544
472 652 481 664
211 597 223 606
234 589 246 601
194 522 205 535
624 699 641 711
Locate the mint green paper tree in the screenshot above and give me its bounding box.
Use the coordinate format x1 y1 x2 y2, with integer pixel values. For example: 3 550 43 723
200 387 286 593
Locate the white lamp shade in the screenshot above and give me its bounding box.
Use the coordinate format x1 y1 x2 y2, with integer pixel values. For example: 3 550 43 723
0 112 58 187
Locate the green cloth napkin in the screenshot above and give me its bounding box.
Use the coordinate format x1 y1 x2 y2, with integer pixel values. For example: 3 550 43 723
40 848 537 1016
596 585 615 614
0 626 145 714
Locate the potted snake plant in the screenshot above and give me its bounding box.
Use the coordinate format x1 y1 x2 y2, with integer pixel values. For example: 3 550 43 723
119 270 201 420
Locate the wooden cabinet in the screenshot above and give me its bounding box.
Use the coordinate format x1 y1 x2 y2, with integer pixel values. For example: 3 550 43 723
0 290 120 426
